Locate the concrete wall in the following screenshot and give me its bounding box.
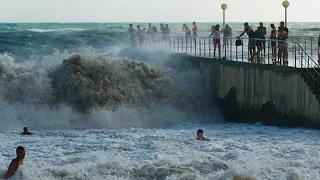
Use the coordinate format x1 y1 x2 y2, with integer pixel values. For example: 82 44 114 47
171 53 320 128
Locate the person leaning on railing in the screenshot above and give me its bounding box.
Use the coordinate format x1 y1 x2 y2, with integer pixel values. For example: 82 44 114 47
237 22 255 61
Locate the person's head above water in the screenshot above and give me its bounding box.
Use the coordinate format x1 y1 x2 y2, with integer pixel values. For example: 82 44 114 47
21 127 32 135
3 146 26 179
196 129 209 141
197 129 204 136
16 146 26 160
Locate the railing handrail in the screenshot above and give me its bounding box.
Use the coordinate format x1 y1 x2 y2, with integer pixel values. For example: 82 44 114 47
296 42 319 68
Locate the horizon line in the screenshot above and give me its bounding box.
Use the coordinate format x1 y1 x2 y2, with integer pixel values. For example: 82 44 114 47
0 21 319 24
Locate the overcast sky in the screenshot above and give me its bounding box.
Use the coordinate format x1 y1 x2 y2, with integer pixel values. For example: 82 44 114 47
0 0 319 22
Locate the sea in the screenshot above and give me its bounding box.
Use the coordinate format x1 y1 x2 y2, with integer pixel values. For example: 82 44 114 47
0 22 319 180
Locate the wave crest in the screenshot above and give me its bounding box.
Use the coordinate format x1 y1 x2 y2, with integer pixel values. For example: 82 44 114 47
49 55 171 113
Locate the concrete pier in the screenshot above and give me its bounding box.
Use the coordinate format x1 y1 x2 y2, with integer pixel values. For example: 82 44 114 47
170 53 320 129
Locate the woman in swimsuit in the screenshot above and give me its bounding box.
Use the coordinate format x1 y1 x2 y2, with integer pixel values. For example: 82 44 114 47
182 24 191 36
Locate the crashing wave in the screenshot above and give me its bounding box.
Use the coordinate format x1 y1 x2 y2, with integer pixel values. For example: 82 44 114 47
49 55 172 113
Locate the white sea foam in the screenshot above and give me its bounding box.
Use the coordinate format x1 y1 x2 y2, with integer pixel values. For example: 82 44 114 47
26 28 86 33
0 123 319 180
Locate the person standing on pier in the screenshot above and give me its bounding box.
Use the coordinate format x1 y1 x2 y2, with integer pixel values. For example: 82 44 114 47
278 28 288 65
128 24 137 46
237 22 255 61
222 24 232 50
209 24 222 58
160 23 165 41
192 22 198 41
278 21 289 64
136 25 144 44
258 22 267 56
163 24 170 42
270 23 278 64
182 24 191 36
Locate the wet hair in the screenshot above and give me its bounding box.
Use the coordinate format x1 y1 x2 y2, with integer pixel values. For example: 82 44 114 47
260 22 263 25
193 22 196 24
129 24 133 27
165 24 168 27
244 22 249 26
197 129 203 134
137 25 140 28
16 146 25 152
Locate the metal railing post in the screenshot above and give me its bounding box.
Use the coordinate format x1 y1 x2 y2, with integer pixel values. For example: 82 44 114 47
182 38 184 52
209 38 211 58
267 39 270 64
294 44 297 68
204 38 206 57
236 44 238 61
190 37 192 53
177 37 180 51
199 40 201 56
186 37 188 53
195 39 197 55
311 38 313 57
242 40 244 62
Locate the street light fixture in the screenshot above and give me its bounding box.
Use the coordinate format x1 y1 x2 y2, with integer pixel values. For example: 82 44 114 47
282 1 290 27
221 3 227 28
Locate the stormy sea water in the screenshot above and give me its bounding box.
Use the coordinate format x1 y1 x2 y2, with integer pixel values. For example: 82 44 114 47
0 22 319 180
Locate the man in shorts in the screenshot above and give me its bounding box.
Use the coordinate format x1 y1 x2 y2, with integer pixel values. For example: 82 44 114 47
238 22 255 61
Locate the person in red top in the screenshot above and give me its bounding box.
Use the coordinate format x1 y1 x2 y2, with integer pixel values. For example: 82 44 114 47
196 129 210 141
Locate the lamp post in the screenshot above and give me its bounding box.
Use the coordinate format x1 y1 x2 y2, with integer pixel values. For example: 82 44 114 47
282 0 290 27
221 3 227 28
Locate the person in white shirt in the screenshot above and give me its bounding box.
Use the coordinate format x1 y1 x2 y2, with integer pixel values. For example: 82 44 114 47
209 24 222 57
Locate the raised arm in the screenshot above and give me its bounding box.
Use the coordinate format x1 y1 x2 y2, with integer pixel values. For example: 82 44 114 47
238 30 246 38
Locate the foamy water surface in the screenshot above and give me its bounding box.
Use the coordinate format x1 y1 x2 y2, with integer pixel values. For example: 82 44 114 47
0 123 319 180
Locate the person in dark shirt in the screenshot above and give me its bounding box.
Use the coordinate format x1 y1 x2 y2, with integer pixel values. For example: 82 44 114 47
278 21 289 34
253 27 265 60
258 22 267 56
238 22 255 61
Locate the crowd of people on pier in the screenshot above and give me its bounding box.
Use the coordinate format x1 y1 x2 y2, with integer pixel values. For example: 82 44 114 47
128 21 308 65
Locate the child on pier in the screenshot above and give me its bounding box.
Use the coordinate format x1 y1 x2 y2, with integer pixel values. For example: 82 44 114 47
209 24 221 58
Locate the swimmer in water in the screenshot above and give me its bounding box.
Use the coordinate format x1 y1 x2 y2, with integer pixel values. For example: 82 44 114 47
3 146 26 180
196 129 210 141
21 127 32 135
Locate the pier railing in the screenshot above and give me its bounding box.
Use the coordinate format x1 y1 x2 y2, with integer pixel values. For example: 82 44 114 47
144 35 319 68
